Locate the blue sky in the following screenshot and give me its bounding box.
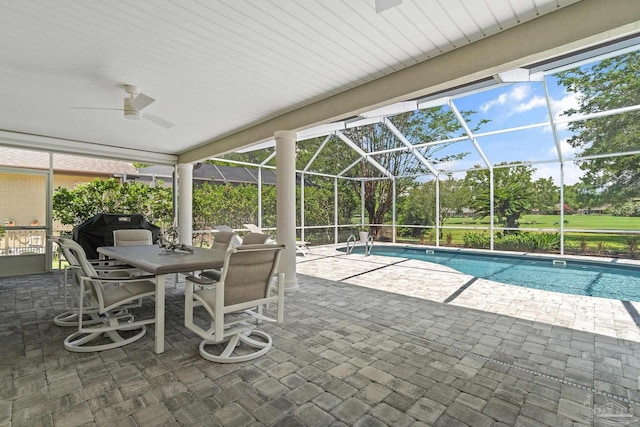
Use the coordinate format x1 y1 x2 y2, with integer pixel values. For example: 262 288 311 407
435 76 584 185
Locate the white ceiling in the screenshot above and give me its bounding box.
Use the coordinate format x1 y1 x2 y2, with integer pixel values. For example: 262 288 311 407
0 0 637 164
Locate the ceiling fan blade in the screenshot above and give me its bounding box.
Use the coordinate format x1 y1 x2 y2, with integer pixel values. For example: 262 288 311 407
131 93 155 111
142 113 175 129
375 0 402 13
69 107 122 111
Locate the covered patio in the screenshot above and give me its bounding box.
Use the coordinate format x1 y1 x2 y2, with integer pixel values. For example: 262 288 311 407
3 251 640 426
2 1 640 426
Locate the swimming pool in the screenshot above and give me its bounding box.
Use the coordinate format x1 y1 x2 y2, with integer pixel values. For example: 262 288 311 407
344 245 640 301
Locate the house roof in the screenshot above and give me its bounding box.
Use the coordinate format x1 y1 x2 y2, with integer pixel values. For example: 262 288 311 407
135 163 278 185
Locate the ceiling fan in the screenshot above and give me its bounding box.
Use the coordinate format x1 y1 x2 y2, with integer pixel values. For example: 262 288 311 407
71 85 175 128
375 0 402 13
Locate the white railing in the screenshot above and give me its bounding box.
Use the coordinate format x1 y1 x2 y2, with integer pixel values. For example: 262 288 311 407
0 227 47 256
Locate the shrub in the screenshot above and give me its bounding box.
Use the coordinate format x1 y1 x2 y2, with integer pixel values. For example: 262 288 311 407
580 237 588 253
529 232 560 251
627 236 639 256
462 231 560 251
445 232 453 246
611 202 640 217
462 232 490 249
495 233 524 251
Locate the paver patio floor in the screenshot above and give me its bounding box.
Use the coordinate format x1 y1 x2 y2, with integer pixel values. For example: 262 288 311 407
1 247 639 426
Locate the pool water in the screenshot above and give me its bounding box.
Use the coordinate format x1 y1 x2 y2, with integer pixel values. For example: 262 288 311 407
345 246 640 301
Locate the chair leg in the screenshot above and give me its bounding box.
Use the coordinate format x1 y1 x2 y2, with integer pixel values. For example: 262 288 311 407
63 312 147 352
53 311 103 327
198 330 273 363
64 326 147 352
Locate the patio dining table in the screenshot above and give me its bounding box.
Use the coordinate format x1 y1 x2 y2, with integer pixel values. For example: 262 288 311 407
97 244 226 354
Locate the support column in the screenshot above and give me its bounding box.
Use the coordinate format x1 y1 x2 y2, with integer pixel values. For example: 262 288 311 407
178 163 193 246
275 130 299 293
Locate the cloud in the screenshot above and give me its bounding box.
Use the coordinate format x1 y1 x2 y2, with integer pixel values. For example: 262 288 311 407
480 85 582 128
550 90 580 117
549 90 581 131
546 138 579 158
480 84 536 113
515 95 547 113
532 160 584 186
433 158 478 173
480 93 508 112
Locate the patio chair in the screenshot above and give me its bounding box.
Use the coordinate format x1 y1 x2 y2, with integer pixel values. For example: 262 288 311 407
184 243 286 363
213 225 243 247
113 228 155 276
48 236 66 297
200 230 238 281
199 232 271 281
50 236 96 327
50 236 132 327
59 238 157 352
241 231 273 245
113 229 154 246
243 224 310 256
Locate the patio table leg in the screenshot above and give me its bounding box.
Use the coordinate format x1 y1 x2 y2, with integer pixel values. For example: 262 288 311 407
155 273 166 353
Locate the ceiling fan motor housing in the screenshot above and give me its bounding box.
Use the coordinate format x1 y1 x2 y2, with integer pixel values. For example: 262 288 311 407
124 97 141 120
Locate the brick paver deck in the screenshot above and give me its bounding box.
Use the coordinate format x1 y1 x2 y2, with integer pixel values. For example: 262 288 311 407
1 246 639 426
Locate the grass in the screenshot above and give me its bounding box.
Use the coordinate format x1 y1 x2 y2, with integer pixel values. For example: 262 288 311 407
398 214 640 254
446 214 640 230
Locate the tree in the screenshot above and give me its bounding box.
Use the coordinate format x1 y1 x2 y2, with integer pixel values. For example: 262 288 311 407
531 177 559 213
295 108 486 237
400 176 472 236
556 51 640 203
192 182 267 235
465 163 534 231
53 178 173 229
563 182 602 212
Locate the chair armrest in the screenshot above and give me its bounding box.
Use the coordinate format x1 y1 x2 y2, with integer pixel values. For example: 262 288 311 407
89 274 156 282
93 265 137 272
88 258 127 266
185 275 218 286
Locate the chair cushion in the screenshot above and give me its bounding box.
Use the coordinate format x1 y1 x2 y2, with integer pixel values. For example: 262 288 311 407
242 232 270 245
102 280 156 309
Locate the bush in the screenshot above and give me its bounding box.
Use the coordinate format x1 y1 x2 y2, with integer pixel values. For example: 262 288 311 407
463 231 560 251
529 232 560 251
627 236 639 256
611 202 640 217
495 233 524 251
462 232 490 249
445 232 453 245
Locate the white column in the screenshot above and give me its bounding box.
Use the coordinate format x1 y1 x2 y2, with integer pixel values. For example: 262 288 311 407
275 130 299 293
178 163 193 245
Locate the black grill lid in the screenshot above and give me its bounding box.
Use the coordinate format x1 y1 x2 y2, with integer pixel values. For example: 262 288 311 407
72 213 161 259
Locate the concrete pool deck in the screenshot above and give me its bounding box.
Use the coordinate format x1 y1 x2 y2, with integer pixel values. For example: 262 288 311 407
297 244 640 343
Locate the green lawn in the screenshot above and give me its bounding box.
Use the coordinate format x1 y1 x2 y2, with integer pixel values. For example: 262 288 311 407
400 214 640 254
446 214 640 230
